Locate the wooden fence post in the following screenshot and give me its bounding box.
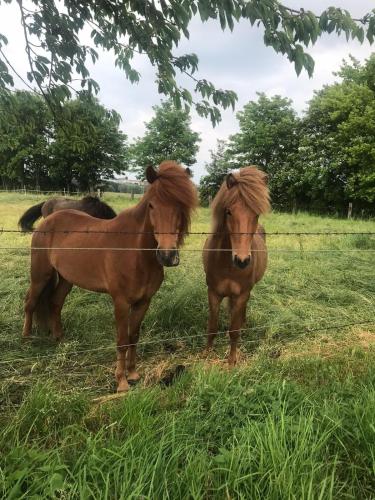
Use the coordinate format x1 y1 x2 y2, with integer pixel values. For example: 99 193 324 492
97 188 101 198
208 194 212 206
347 202 353 219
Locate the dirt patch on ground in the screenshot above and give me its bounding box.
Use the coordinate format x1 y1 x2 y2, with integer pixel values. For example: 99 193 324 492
280 329 375 361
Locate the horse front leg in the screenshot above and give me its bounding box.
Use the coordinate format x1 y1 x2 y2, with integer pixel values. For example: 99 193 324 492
113 296 131 393
228 292 249 367
127 298 151 383
205 289 222 352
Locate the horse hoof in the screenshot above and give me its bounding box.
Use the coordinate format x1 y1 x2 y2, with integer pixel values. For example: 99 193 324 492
127 371 141 383
116 379 130 393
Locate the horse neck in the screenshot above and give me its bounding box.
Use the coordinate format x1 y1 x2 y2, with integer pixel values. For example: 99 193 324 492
211 214 231 249
115 201 156 247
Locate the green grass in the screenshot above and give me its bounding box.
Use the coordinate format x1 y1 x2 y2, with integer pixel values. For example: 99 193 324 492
0 192 375 498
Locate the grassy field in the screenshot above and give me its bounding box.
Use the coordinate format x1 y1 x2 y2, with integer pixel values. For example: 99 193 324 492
0 192 375 498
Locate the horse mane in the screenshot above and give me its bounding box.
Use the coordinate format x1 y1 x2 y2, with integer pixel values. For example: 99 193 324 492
80 195 117 219
212 166 270 233
142 161 198 244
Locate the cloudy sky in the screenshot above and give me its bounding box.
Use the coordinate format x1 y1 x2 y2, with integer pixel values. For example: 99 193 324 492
0 0 374 179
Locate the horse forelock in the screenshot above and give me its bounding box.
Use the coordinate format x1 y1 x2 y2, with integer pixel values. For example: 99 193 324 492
144 161 198 243
212 166 270 232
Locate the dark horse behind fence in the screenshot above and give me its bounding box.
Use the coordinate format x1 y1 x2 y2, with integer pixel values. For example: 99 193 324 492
22 161 198 392
18 195 117 232
203 166 270 366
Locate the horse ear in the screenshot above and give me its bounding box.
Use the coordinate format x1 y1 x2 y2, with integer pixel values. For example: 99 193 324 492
145 165 158 184
226 173 237 189
185 167 193 177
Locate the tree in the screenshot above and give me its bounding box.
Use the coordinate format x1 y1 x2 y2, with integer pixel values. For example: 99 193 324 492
199 140 231 205
1 2 374 125
0 90 128 190
130 101 200 179
296 55 375 214
227 93 301 208
50 93 128 191
0 90 52 188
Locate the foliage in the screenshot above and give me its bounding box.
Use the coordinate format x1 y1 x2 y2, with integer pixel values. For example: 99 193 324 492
130 101 200 179
199 139 231 205
228 93 301 208
199 55 375 215
0 90 52 188
50 93 128 191
0 90 128 190
1 2 374 125
297 54 375 214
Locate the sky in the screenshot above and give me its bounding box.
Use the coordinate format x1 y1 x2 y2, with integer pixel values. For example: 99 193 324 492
0 0 374 180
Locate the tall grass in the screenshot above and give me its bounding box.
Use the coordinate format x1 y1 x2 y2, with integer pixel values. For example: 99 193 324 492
0 193 374 498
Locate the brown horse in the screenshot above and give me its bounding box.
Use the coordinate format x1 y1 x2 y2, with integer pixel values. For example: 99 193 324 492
23 161 198 392
203 166 270 366
18 195 117 232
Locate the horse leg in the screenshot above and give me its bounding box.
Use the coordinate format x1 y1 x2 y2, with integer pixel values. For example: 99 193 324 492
50 277 73 340
205 289 222 351
22 272 53 337
127 298 151 383
113 296 131 393
227 293 249 367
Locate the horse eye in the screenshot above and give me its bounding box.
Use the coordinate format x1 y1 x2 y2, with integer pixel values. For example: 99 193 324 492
225 209 232 216
149 203 154 209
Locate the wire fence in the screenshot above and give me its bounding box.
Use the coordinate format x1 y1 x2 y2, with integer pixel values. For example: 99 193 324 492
1 227 375 253
0 247 375 253
1 213 374 401
1 319 374 368
2 228 375 236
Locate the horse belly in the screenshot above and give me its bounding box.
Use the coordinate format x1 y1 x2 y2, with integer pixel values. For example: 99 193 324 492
50 251 107 293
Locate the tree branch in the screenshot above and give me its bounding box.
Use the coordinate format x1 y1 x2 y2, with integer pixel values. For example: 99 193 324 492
281 3 369 24
0 47 39 94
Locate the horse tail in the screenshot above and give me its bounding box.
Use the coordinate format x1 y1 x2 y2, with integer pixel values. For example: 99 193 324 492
18 202 45 232
34 271 59 331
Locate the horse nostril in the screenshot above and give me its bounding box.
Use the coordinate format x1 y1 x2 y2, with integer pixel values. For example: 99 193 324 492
233 255 251 269
156 248 180 267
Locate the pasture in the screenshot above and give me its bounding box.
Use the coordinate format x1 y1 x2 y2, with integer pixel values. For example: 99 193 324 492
1 192 375 498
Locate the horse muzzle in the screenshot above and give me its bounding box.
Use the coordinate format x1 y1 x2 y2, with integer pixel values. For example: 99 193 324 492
233 254 251 269
156 248 180 267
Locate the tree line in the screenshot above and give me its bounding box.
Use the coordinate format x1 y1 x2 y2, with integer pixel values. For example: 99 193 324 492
200 55 375 216
0 93 199 191
0 91 128 191
1 55 374 216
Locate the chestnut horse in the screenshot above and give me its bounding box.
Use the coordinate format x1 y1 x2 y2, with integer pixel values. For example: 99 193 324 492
18 195 117 232
203 166 270 366
23 161 198 392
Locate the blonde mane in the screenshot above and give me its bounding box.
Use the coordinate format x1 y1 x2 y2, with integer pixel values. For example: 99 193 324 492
211 166 270 233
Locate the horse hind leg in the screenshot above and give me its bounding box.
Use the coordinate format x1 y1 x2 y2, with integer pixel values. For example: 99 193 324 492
22 272 54 337
49 277 73 341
